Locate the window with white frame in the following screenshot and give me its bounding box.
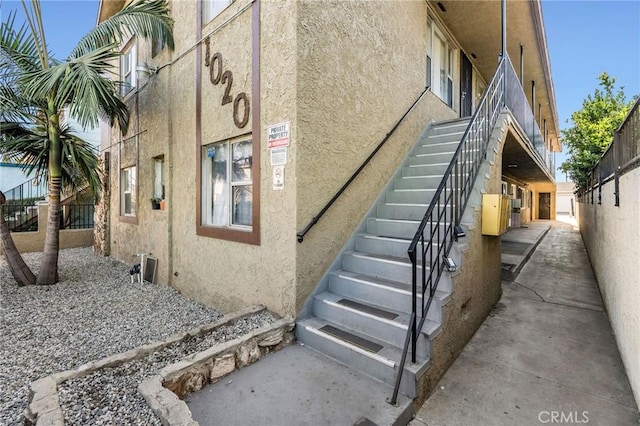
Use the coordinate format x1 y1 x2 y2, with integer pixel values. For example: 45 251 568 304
120 42 136 96
427 19 455 107
121 166 137 216
202 0 233 24
153 156 165 200
202 138 252 228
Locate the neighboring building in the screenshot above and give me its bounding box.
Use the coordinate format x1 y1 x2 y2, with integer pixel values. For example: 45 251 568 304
0 108 102 193
556 181 576 217
98 0 559 403
0 162 34 193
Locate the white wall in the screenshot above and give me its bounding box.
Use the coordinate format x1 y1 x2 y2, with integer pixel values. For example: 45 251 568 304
0 164 36 192
578 168 640 408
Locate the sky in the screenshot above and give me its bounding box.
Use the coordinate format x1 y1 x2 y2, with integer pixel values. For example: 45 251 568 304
1 0 639 182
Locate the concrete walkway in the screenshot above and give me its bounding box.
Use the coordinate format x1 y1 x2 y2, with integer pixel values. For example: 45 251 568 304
412 221 640 426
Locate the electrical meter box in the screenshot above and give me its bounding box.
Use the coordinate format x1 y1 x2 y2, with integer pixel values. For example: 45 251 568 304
482 194 511 236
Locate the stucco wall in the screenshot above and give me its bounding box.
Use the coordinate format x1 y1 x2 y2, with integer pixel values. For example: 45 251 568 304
294 0 457 311
1 205 93 255
578 169 640 408
106 0 299 316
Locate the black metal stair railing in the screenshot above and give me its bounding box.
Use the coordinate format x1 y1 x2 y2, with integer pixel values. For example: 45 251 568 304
296 86 430 243
389 56 507 405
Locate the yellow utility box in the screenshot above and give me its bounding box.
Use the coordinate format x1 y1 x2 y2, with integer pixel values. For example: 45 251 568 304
482 194 511 236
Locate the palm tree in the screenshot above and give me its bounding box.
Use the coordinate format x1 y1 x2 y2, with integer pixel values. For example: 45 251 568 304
0 0 174 285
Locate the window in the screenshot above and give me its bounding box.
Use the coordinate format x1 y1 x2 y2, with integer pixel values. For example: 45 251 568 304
120 42 136 96
121 166 137 216
153 157 165 200
427 20 455 107
202 0 232 24
202 138 252 228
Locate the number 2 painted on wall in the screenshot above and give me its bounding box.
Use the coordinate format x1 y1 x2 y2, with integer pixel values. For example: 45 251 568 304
203 37 250 129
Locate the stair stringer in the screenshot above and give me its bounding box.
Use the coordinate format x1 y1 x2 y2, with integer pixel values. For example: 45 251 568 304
411 111 513 405
460 111 512 229
296 119 440 321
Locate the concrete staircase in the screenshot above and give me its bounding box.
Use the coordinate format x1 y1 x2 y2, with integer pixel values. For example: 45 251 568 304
296 117 471 398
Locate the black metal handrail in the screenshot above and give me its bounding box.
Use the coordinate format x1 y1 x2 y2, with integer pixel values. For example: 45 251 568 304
2 175 48 203
296 86 430 243
389 57 507 405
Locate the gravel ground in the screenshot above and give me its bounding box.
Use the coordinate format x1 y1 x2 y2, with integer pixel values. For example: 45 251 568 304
58 312 275 425
0 247 267 426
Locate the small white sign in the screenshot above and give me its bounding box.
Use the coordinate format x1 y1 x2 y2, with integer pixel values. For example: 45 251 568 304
270 147 287 166
273 165 285 190
267 122 290 149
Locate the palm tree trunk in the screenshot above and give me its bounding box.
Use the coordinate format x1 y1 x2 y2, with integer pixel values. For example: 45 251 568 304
36 176 61 284
0 191 36 286
37 105 62 285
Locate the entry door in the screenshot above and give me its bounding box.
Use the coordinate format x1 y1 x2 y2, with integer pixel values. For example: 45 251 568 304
539 193 551 220
460 52 473 117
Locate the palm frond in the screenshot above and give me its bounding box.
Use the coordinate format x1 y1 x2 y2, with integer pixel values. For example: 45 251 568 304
0 122 101 198
0 10 41 75
70 0 174 59
20 43 129 132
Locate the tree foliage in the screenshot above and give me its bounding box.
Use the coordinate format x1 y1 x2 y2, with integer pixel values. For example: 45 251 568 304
0 0 174 285
559 73 633 188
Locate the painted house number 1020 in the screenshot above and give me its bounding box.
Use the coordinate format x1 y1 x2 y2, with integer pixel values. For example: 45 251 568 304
203 37 250 129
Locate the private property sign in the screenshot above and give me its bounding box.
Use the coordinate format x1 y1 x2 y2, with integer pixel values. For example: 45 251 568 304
267 122 290 149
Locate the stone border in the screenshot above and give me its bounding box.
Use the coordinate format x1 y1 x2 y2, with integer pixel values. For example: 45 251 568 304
24 304 283 425
139 318 294 425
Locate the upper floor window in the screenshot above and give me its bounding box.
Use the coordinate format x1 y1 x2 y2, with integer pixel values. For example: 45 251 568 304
202 0 233 24
427 20 455 107
120 42 137 96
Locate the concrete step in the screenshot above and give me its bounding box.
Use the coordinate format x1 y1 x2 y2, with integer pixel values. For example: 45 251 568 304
296 317 430 397
427 119 470 136
328 269 449 322
355 233 411 258
415 140 459 154
343 251 429 284
355 233 451 259
407 152 455 165
376 203 431 221
365 217 457 240
386 188 437 204
421 131 465 145
395 174 445 189
402 163 449 177
313 292 440 357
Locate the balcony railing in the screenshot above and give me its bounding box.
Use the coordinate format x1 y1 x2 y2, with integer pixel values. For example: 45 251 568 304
503 56 555 177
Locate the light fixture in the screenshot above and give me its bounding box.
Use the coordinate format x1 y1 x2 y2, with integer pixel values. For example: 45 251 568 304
136 62 157 84
507 164 518 168
455 225 466 240
444 256 457 272
437 2 446 12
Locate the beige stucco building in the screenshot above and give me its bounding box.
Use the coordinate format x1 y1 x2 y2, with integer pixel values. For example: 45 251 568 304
97 0 559 403
98 0 558 315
